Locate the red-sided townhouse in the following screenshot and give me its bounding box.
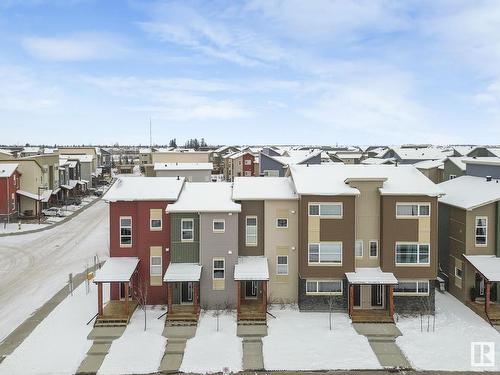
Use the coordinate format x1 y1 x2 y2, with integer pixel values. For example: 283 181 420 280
95 176 185 324
0 163 20 221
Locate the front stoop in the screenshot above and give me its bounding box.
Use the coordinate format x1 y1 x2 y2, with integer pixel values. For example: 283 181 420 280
237 322 268 371
158 323 198 373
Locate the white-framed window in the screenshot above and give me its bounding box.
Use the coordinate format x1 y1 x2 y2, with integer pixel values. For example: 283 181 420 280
475 216 487 246
394 281 429 295
245 216 258 246
277 255 288 275
150 209 162 231
306 280 343 295
244 159 252 165
369 240 378 257
244 170 252 176
150 256 162 276
308 203 342 218
355 240 363 257
455 266 463 279
395 243 430 265
119 216 132 246
308 242 342 265
449 174 456 180
276 218 288 228
213 219 225 233
396 203 430 217
213 258 225 280
263 170 279 177
181 218 194 242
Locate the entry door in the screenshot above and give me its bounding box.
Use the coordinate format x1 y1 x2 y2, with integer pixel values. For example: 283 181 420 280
118 282 131 300
353 285 361 308
371 285 384 308
476 275 485 297
181 282 194 304
245 281 258 299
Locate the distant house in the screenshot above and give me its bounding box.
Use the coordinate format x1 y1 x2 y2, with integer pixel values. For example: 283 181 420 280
0 163 20 221
259 149 321 177
467 147 500 158
212 146 239 174
223 151 256 181
380 146 453 164
414 159 445 184
153 162 213 182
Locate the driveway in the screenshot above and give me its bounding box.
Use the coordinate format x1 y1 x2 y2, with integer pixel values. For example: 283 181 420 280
0 200 109 341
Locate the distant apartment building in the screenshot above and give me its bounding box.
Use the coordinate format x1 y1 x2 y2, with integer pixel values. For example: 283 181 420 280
153 162 213 182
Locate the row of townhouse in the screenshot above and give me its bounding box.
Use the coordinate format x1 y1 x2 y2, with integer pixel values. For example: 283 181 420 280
95 163 443 325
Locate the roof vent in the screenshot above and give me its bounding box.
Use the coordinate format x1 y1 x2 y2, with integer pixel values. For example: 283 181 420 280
486 175 492 182
177 175 180 180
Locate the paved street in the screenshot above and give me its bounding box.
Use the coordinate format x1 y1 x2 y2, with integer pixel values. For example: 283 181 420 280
0 200 109 341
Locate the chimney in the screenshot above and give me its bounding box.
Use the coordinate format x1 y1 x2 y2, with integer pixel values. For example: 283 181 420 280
487 176 492 182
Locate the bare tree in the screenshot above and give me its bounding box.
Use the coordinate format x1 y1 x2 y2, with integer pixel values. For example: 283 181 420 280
136 275 148 331
328 295 336 331
212 304 224 332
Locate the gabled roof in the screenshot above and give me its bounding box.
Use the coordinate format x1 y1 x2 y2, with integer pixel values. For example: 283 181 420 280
438 175 500 210
166 182 240 213
290 164 443 196
232 177 298 200
104 176 185 202
413 159 445 170
388 147 453 161
452 145 476 156
0 163 18 177
262 149 322 167
154 162 213 171
361 157 395 165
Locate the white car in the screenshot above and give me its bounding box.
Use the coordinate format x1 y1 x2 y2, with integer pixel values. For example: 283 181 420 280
42 207 63 217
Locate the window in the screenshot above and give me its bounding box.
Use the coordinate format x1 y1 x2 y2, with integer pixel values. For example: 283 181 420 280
277 256 288 275
396 203 430 217
245 216 258 246
308 242 342 264
308 203 342 218
394 281 429 295
181 219 194 242
395 243 430 265
449 174 456 180
263 170 279 177
244 170 252 176
213 219 225 233
213 258 225 280
475 217 487 246
276 218 288 228
120 217 132 246
150 209 162 231
244 159 252 165
369 240 378 257
455 266 463 279
306 280 343 295
355 240 363 257
150 256 162 276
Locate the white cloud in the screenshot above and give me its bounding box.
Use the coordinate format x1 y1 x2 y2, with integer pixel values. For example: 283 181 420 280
21 32 128 61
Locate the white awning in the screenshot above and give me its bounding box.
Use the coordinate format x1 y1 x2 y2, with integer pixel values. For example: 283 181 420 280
52 187 61 195
40 190 52 202
61 184 74 190
346 267 398 285
234 256 269 281
93 257 139 283
16 190 40 201
464 255 500 282
163 263 202 282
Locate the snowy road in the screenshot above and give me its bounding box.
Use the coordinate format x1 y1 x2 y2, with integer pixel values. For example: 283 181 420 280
0 200 109 341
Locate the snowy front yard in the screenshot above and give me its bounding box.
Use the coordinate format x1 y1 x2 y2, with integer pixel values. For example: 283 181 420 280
0 282 109 375
98 306 167 375
180 312 242 374
0 222 50 233
262 307 381 370
397 292 500 371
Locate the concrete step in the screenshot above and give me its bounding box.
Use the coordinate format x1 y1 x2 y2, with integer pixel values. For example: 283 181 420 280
86 342 111 355
159 352 183 372
237 324 268 337
165 341 187 354
242 339 264 370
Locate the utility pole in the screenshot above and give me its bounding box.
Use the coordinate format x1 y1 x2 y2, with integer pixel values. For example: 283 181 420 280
149 118 152 148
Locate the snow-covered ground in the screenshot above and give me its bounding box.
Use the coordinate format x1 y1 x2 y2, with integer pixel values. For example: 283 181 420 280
397 292 500 371
0 222 50 234
263 307 381 370
0 282 109 375
180 312 242 374
0 199 109 341
98 306 167 375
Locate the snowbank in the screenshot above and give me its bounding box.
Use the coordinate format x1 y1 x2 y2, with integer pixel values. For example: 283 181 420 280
263 308 381 370
180 311 242 373
98 306 167 375
0 282 109 375
397 292 500 371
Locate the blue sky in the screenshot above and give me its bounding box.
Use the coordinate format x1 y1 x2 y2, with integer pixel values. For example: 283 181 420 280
1 0 499 146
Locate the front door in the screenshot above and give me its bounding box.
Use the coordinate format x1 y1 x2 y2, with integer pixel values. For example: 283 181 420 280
371 285 384 308
245 281 258 299
353 285 361 308
118 282 131 301
181 282 193 304
476 274 485 297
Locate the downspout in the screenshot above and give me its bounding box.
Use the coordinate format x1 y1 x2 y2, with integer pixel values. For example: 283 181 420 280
496 201 500 258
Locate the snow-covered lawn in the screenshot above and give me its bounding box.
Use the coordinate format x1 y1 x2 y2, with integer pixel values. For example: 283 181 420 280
0 282 109 375
0 222 49 233
397 292 500 371
180 311 242 374
98 306 167 375
263 307 381 370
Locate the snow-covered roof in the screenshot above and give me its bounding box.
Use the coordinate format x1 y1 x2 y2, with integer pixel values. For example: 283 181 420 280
94 257 139 283
60 154 94 163
22 146 40 153
413 159 445 170
361 157 395 165
139 148 152 154
0 163 18 177
463 255 500 282
335 152 364 159
438 175 500 210
232 177 298 200
267 149 322 167
234 256 269 281
346 267 398 285
391 147 453 160
104 176 185 202
163 263 202 282
290 164 443 197
452 145 476 156
228 151 254 160
463 158 500 167
167 182 241 213
153 162 213 171
16 190 40 200
485 147 500 158
0 149 13 157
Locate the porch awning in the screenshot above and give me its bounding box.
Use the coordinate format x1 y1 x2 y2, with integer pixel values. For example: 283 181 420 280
41 190 52 202
52 187 61 195
163 263 202 282
94 257 139 283
234 256 269 281
61 184 74 190
464 255 500 282
16 190 40 201
346 267 398 285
